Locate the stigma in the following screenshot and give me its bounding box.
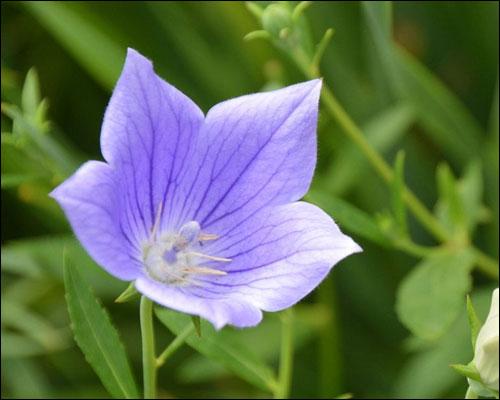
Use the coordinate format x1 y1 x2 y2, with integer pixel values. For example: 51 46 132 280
142 217 229 286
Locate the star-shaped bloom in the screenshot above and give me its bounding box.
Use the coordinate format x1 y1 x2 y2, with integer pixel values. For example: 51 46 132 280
51 48 361 329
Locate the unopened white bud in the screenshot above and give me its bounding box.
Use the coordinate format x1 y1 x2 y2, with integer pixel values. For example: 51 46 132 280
473 288 499 392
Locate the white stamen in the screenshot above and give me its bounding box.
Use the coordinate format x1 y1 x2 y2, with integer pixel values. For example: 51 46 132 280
189 251 231 262
143 219 230 287
198 233 219 241
184 266 228 276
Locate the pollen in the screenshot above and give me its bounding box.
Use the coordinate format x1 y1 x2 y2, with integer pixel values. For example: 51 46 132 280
142 214 229 286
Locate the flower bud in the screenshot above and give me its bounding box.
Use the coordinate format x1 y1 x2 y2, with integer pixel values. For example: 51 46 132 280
262 3 292 39
473 288 499 392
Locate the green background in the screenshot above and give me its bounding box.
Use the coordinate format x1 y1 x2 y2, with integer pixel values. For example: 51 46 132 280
1 1 498 398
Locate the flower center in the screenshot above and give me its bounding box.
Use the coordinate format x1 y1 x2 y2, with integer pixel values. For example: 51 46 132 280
142 219 228 286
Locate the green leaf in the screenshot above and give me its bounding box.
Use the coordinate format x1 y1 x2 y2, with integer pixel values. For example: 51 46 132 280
394 317 466 397
459 160 486 233
436 163 464 230
1 332 47 359
22 1 123 90
2 100 79 176
362 1 483 164
177 303 328 384
2 359 51 398
391 150 408 236
21 68 41 118
1 300 69 351
435 161 486 240
146 2 246 99
2 276 57 306
114 282 139 304
306 189 387 246
246 1 264 19
63 256 139 399
191 315 202 337
324 102 414 195
361 1 401 103
394 288 494 398
452 362 499 398
450 362 481 382
155 307 278 393
1 173 46 188
1 235 124 298
396 248 475 340
435 166 455 206
395 46 483 164
466 295 482 350
1 241 45 279
34 98 50 129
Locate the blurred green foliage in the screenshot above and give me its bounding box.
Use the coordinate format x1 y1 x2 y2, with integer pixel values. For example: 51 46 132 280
1 1 498 398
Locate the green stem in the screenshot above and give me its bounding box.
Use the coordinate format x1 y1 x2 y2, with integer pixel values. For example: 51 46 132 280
319 87 453 243
289 51 499 280
392 238 440 258
156 324 194 368
140 297 156 399
318 279 343 397
275 308 294 399
320 88 394 183
311 28 334 77
471 248 499 280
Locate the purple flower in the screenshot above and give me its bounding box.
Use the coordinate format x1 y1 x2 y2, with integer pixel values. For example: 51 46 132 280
51 48 361 329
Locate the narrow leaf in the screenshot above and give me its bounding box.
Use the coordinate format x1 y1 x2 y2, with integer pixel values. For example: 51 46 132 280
1 235 123 297
395 47 483 164
156 307 278 393
114 282 139 303
450 362 481 382
63 256 139 399
459 160 486 232
191 315 202 337
1 332 47 359
2 104 78 176
22 1 123 90
466 295 482 350
306 190 387 246
435 163 465 237
21 68 41 117
362 3 484 164
177 303 327 384
361 1 402 102
2 358 51 398
1 173 46 188
1 300 69 351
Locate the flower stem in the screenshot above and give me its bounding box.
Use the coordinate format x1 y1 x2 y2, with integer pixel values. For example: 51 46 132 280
392 238 440 258
289 51 499 280
140 296 156 399
319 85 452 243
471 247 499 279
319 84 498 279
275 308 294 399
318 279 343 397
156 323 194 368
